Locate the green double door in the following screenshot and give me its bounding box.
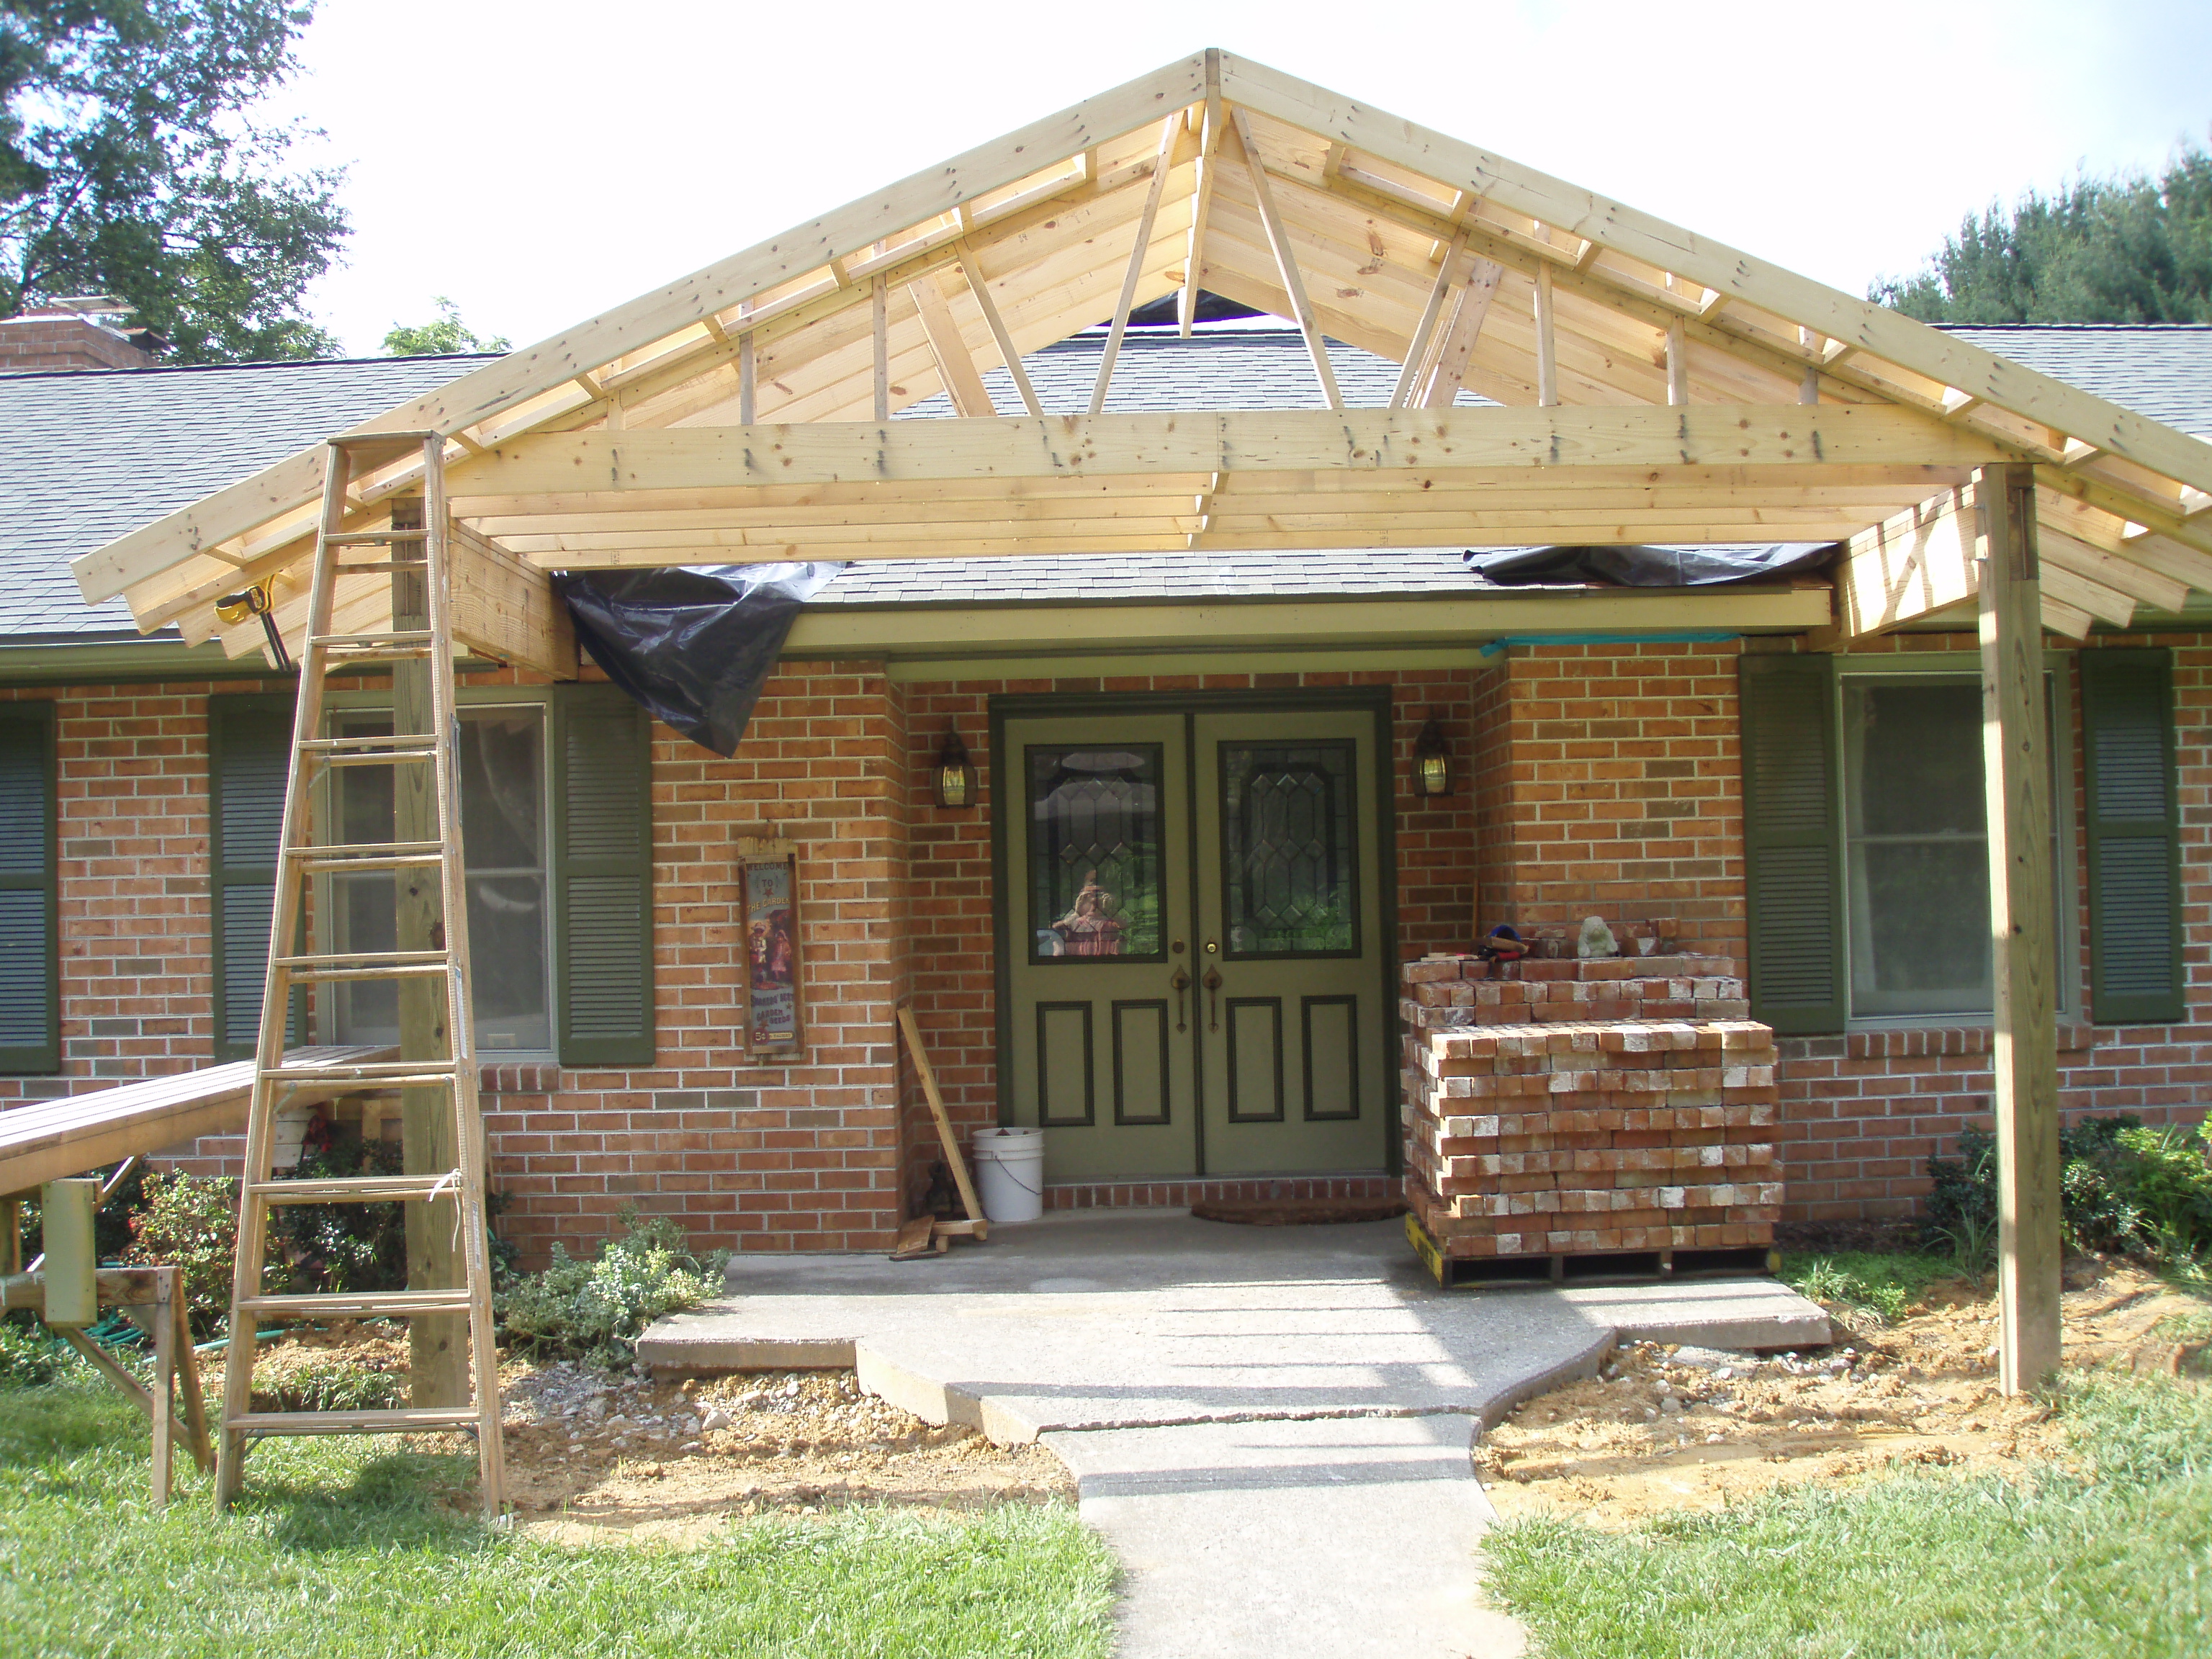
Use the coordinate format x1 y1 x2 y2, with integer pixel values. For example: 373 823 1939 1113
1004 705 1389 1183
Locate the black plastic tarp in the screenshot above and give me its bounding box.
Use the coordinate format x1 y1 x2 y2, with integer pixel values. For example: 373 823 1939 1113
1463 542 1835 588
554 563 845 756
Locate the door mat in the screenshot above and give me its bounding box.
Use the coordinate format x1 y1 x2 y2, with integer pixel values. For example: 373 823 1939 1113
1190 1196 1411 1227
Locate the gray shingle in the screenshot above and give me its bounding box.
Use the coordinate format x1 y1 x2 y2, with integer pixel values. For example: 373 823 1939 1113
0 354 495 639
1933 324 2212 436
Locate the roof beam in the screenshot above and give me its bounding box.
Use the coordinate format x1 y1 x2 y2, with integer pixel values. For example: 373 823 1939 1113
1388 233 1467 408
1092 114 1183 415
1418 259 1503 410
1219 50 2212 495
457 406 2010 499
1180 50 1224 336
955 250 1044 417
1228 107 1342 410
907 274 997 417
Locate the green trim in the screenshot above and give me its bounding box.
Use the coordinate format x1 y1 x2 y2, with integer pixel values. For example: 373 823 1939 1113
0 639 287 687
552 685 656 1067
207 695 302 1063
2080 648 2185 1024
0 701 59 1073
1740 654 1847 1034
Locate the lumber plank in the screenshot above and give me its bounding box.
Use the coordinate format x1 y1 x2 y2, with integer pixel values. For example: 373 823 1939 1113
896 1006 986 1238
1229 107 1342 409
448 522 579 678
1977 464 2063 1395
1179 50 1225 335
908 273 998 418
955 251 1044 416
1092 114 1183 415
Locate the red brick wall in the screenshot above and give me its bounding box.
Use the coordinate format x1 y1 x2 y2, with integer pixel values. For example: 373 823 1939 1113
0 316 162 373
1475 641 1745 961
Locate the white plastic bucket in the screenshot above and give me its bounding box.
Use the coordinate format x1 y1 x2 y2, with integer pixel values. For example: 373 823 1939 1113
972 1127 1046 1224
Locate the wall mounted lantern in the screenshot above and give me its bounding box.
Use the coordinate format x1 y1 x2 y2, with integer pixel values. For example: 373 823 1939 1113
1413 716 1451 798
933 729 975 809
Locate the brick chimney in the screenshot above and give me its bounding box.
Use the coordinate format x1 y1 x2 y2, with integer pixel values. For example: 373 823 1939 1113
0 298 167 373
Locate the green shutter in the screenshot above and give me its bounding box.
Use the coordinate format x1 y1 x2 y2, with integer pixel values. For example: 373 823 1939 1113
0 701 59 1073
552 685 655 1066
2080 648 2184 1024
1740 654 1846 1033
208 694 301 1061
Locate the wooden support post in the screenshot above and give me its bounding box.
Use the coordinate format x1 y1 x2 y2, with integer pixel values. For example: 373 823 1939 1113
1977 461 2062 1395
871 276 890 423
1179 50 1224 338
1390 235 1467 409
1091 113 1182 416
1231 107 1344 410
737 332 756 425
1666 319 1689 407
1534 263 1559 407
392 495 465 1410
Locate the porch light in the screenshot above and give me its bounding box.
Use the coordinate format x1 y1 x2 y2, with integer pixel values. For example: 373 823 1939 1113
933 729 974 809
1413 716 1451 798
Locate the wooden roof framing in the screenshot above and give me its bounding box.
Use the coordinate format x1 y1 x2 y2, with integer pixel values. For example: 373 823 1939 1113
70 49 2212 662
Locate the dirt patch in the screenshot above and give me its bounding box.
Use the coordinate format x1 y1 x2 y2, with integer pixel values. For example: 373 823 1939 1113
1474 1259 2208 1529
209 1334 1070 1545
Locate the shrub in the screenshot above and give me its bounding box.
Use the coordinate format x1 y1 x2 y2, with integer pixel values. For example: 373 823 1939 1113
268 1139 409 1294
1925 1114 2212 1269
123 1170 240 1337
496 1212 729 1369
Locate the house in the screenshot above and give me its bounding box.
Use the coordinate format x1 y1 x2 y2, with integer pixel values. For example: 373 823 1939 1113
4 53 2211 1292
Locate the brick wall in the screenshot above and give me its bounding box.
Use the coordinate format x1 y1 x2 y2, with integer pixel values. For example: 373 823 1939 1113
1475 642 1745 961
0 315 162 374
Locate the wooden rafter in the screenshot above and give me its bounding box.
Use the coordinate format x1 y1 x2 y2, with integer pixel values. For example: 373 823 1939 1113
1179 50 1225 336
1228 107 1341 410
1092 114 1183 415
909 274 997 418
955 250 1043 417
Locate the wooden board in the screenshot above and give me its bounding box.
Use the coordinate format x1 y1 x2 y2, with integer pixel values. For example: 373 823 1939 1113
895 1005 986 1238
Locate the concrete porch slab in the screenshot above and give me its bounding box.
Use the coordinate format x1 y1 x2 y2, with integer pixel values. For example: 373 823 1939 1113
641 1212 1829 1440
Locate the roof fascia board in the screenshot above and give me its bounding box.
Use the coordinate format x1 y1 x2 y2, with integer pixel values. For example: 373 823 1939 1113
71 54 1211 608
782 585 1834 655
1218 52 2212 498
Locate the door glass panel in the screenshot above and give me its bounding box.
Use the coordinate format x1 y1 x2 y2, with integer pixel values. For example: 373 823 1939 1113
1027 745 1164 961
1220 741 1357 957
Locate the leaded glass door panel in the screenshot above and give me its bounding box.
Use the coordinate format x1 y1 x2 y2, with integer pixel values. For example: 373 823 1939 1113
1192 709 1385 1175
1004 714 1197 1181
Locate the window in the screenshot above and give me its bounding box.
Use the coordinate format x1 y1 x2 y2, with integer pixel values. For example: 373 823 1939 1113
312 685 655 1066
1027 745 1164 961
1219 739 1358 956
1742 652 2088 1033
0 701 58 1073
325 705 552 1053
1840 675 2064 1018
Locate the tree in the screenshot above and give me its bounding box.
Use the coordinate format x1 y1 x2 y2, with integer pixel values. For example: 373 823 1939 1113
1874 138 2212 323
1 2 349 362
382 297 508 356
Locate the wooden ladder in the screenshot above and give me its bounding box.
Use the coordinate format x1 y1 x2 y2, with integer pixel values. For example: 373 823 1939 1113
215 433 504 1519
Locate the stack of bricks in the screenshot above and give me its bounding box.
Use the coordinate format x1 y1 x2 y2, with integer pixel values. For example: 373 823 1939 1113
1401 954 1781 1262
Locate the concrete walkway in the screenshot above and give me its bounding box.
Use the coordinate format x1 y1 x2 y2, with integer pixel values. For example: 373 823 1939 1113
642 1213 1829 1657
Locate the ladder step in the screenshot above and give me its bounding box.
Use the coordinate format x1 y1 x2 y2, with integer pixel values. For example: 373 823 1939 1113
248 1172 462 1204
298 735 439 755
230 1408 481 1438
273 946 449 966
288 850 445 873
264 1060 460 1084
310 629 436 646
323 529 429 545
328 561 424 577
237 1288 475 1319
281 839 446 858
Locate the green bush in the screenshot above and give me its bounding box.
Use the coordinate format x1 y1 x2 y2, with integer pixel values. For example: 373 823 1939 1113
1925 1114 2212 1270
1784 1251 1960 1326
268 1140 410 1295
496 1212 729 1369
122 1171 240 1337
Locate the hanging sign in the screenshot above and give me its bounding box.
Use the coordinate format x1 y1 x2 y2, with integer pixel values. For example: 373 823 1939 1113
738 837 804 1058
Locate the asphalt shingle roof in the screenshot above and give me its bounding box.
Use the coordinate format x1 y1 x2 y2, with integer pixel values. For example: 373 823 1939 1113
4 323 2208 639
0 354 497 639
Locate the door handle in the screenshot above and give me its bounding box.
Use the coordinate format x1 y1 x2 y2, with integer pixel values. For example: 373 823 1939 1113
1203 966 1223 1031
1170 966 1190 1033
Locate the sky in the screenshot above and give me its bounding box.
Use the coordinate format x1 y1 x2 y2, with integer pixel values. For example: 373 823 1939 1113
266 0 2212 357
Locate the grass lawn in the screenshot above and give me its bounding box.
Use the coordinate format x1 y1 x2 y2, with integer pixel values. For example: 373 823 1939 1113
1481 1370 2212 1658
0 1374 1116 1659
1779 1249 1967 1325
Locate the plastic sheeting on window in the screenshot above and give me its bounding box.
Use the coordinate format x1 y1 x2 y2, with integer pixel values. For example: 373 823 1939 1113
553 564 845 757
